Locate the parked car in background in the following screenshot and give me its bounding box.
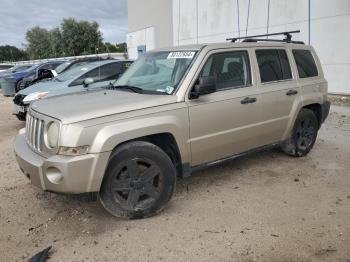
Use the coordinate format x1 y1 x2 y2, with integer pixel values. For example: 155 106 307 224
14 61 64 92
0 64 13 72
14 60 132 120
1 61 64 96
0 64 34 92
20 57 107 90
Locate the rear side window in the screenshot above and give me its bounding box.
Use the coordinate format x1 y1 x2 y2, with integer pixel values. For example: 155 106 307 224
292 50 318 78
70 62 122 86
256 49 292 83
200 51 252 90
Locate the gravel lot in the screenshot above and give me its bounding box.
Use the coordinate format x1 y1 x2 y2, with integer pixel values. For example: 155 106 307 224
0 93 349 262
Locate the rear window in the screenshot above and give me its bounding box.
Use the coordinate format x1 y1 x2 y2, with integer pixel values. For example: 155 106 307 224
256 49 292 83
292 50 318 78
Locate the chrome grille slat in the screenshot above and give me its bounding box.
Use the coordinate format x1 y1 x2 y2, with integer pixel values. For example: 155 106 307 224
30 116 34 146
32 118 37 148
28 115 33 144
36 120 43 150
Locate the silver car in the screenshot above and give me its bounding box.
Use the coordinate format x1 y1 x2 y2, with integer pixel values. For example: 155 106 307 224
13 60 132 120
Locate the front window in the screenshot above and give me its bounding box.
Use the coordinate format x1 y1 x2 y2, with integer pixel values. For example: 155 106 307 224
114 51 197 94
55 65 92 82
200 51 252 90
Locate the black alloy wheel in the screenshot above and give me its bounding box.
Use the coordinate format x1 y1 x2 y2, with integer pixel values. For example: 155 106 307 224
100 141 176 219
282 108 319 157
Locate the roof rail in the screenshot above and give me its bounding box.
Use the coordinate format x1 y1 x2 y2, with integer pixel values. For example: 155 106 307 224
226 30 303 44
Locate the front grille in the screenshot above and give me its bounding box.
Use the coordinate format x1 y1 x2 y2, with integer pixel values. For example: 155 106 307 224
26 113 45 152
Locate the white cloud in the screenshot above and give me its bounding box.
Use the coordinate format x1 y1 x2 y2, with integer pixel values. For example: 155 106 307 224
0 0 127 47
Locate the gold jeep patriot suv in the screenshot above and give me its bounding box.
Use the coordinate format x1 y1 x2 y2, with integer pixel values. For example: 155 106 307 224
14 31 330 218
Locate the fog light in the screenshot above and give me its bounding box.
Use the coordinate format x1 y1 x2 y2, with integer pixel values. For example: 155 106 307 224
46 167 63 184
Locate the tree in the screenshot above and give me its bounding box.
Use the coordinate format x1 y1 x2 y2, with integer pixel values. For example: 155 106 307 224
0 45 28 62
23 18 122 59
50 27 64 57
115 42 127 53
61 18 103 56
25 26 51 59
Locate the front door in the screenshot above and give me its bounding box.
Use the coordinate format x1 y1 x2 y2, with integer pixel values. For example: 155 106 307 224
187 49 264 166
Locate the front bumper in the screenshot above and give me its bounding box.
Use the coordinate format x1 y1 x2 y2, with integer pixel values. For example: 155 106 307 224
13 94 28 121
14 133 110 194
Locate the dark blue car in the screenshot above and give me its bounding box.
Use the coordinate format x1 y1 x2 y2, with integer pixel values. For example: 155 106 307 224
1 61 63 96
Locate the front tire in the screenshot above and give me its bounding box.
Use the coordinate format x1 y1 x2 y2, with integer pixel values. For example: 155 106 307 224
100 141 176 219
282 108 319 157
15 80 25 93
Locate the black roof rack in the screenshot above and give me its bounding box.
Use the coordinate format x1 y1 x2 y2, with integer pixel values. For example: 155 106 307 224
226 30 304 44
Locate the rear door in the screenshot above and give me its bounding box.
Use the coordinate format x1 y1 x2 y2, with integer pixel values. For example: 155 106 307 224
254 48 301 144
187 49 266 166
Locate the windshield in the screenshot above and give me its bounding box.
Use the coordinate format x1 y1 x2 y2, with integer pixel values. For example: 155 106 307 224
114 51 196 94
55 61 72 74
55 64 94 82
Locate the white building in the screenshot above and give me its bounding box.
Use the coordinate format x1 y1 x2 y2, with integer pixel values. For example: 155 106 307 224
127 0 350 95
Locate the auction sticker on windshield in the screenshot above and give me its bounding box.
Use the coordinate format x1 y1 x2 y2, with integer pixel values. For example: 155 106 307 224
167 52 195 59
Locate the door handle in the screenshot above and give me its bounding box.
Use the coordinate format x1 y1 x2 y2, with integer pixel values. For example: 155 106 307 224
286 89 298 96
241 97 257 104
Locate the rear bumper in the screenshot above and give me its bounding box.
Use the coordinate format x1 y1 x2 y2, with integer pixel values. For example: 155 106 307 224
14 133 110 194
321 100 331 123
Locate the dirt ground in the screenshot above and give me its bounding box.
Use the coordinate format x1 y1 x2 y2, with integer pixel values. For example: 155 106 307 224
0 94 349 262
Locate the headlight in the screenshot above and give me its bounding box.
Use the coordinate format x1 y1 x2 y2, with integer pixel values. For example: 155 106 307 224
46 121 59 148
58 146 90 156
23 92 49 103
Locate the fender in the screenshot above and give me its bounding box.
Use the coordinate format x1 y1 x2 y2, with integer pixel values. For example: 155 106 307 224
282 92 324 140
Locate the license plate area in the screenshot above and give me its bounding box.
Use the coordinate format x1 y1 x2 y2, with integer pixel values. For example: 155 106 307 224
15 105 25 113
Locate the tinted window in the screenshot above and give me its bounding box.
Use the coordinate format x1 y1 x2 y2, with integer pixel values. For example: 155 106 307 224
256 49 292 83
71 62 121 86
200 51 251 90
121 61 132 74
293 50 318 78
50 62 63 69
0 65 12 70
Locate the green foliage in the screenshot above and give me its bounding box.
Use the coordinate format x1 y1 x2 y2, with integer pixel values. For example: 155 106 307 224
23 18 124 60
60 18 103 56
0 45 28 62
26 26 52 59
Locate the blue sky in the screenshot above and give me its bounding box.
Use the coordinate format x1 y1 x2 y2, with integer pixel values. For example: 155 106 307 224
0 0 128 48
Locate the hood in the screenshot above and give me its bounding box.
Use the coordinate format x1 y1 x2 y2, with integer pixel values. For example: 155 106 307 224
31 89 178 124
14 70 30 80
18 80 65 95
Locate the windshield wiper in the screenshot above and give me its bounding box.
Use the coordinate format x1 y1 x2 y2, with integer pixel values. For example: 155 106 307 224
108 84 143 94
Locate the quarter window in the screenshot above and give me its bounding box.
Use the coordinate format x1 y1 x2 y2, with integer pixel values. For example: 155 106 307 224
292 50 318 78
256 49 292 83
200 51 251 90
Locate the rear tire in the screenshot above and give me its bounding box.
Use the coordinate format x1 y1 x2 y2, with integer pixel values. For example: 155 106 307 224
100 141 176 219
281 108 319 157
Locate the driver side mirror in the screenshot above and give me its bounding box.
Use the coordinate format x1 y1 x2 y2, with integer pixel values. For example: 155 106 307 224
190 76 216 99
83 77 94 88
50 70 58 78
